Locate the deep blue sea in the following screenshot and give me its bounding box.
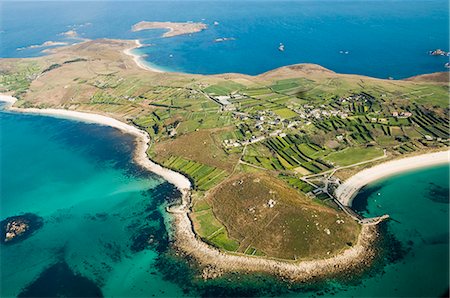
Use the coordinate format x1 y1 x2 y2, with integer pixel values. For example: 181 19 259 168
1 0 449 78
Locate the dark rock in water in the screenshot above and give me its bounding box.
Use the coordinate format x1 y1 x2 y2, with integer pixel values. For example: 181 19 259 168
428 182 449 204
18 262 103 297
145 181 182 210
1 213 43 245
130 225 168 253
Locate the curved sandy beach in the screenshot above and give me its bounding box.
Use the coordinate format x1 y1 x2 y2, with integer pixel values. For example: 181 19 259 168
123 40 164 73
336 150 450 207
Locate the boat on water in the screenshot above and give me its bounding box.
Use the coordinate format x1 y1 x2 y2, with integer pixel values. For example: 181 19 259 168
278 43 285 52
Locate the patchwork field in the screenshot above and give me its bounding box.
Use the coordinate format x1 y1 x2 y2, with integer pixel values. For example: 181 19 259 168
153 128 240 172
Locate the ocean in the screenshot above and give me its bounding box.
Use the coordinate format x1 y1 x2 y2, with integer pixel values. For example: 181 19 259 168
1 106 448 297
1 0 449 78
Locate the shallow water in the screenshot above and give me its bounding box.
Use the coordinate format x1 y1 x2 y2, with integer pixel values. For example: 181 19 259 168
347 165 450 297
0 109 185 297
1 1 449 78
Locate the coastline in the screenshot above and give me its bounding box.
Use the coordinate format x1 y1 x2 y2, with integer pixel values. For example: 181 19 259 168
1 42 448 279
0 94 380 281
123 40 165 73
335 150 450 207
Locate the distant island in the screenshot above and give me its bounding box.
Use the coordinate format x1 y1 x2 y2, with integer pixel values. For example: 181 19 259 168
17 41 69 51
429 48 449 56
0 39 448 282
131 21 207 38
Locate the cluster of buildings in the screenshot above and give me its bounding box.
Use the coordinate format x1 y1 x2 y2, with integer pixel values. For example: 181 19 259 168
210 93 246 111
391 111 412 118
293 104 349 120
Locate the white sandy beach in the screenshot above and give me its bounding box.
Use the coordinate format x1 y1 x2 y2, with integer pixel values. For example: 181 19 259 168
123 40 164 73
336 150 450 206
0 95 18 106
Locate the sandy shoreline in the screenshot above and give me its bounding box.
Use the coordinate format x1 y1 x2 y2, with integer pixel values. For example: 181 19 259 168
0 95 18 106
123 40 164 73
336 150 450 207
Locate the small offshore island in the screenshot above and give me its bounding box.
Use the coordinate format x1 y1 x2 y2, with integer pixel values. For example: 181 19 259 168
132 21 207 38
1 213 44 245
0 37 449 285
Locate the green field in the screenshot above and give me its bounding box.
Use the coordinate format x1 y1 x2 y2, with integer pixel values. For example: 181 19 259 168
191 200 240 252
324 146 384 166
273 108 298 119
203 81 245 96
163 156 228 190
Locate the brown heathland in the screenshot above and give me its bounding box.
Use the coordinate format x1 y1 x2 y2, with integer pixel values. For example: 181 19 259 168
206 173 360 260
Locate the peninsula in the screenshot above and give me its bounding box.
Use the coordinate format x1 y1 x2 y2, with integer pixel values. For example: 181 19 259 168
0 39 448 281
131 21 207 38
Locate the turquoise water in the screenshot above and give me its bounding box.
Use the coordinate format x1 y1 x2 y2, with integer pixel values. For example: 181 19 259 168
0 108 185 297
1 1 449 78
1 105 448 297
346 165 450 297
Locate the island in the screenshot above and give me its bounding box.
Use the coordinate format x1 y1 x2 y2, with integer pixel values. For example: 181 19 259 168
1 213 44 245
17 41 69 51
0 38 448 281
429 49 449 56
131 21 207 38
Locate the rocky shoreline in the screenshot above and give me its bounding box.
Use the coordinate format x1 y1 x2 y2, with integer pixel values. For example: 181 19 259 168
169 193 380 282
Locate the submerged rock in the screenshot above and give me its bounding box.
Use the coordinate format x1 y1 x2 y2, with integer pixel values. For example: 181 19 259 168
428 182 449 204
1 213 43 244
18 262 103 297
